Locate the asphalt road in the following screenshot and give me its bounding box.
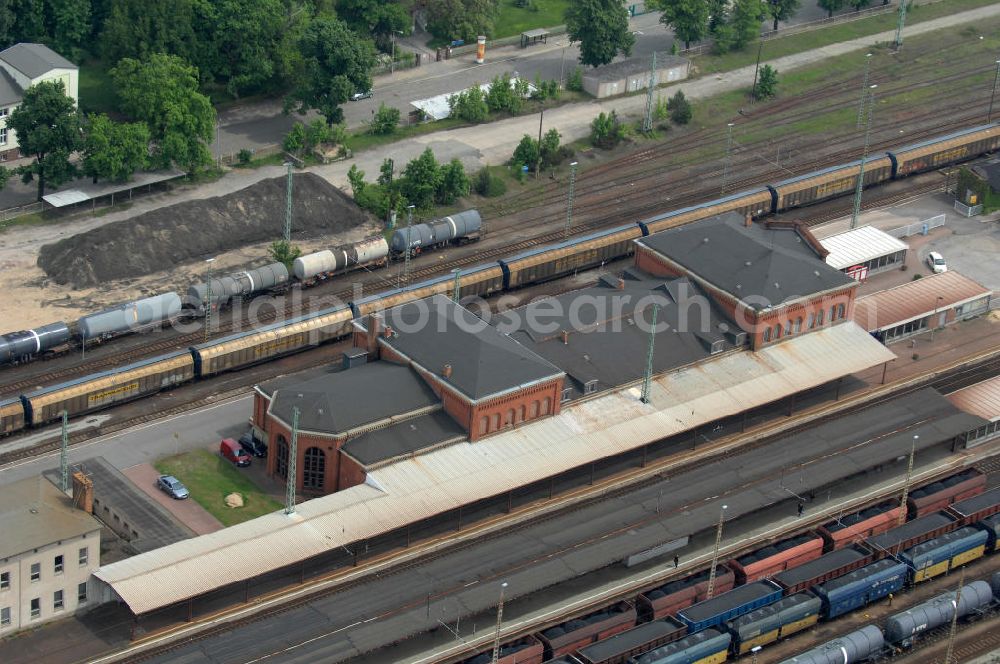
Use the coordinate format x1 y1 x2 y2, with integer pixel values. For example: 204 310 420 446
147 387 960 664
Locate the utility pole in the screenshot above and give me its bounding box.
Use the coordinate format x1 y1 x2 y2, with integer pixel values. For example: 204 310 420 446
706 504 728 599
988 59 1000 123
285 407 300 515
60 410 69 493
721 123 735 195
564 161 578 239
898 434 918 526
643 51 658 133
857 53 873 129
204 257 216 342
851 85 877 229
403 205 415 286
750 41 764 104
641 304 659 404
490 582 508 664
452 268 461 302
943 569 966 664
535 107 544 179
284 161 294 242
894 0 907 50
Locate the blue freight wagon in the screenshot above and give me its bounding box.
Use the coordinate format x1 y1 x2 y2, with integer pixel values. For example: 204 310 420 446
676 580 782 633
631 627 731 664
726 593 821 655
899 526 989 583
812 558 907 619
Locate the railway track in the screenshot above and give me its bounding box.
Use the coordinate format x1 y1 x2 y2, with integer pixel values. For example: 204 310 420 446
101 351 1000 664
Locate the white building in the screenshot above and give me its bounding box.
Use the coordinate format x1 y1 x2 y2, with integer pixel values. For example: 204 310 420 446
0 476 101 633
0 43 79 161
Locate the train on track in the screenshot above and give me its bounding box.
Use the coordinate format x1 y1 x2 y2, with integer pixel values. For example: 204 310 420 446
1 124 998 434
0 210 483 366
456 469 1000 664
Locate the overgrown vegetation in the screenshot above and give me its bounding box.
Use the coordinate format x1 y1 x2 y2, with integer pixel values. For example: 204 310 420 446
590 110 628 149
268 240 302 269
347 148 470 219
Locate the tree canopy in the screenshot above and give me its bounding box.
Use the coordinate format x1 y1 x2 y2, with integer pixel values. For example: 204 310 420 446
651 0 709 50
110 53 215 172
336 0 411 47
817 0 845 18
82 113 149 182
7 79 81 200
425 0 499 43
765 0 800 30
565 0 635 68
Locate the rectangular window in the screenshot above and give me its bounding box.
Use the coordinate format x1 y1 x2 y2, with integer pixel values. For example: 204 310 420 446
0 572 8 590
0 607 9 626
0 107 8 117
54 554 63 574
30 563 40 582
30 598 40 619
53 590 63 611
78 547 88 567
0 127 6 145
77 582 87 603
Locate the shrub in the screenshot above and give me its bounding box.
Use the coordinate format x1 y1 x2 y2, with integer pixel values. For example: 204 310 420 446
370 103 401 135
437 158 470 204
566 66 584 92
590 110 627 149
237 148 253 165
474 167 507 197
668 90 692 125
512 135 540 170
449 85 489 123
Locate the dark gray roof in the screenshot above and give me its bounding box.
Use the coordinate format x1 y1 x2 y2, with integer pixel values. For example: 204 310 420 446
498 271 742 399
975 160 1000 192
268 361 439 436
866 512 956 551
341 410 466 467
582 54 688 82
638 213 854 310
949 486 1000 517
773 546 867 588
577 618 685 662
0 43 77 78
0 66 22 106
374 294 563 401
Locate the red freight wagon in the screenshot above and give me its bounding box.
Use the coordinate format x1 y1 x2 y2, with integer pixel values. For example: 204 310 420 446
537 602 637 659
636 566 736 621
728 533 824 584
907 468 986 519
460 635 544 664
817 500 903 551
947 486 1000 525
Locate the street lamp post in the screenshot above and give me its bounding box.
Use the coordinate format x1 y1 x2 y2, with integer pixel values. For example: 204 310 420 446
988 60 1000 123
706 504 728 598
898 435 918 526
851 84 878 230
857 53 873 129
490 582 509 664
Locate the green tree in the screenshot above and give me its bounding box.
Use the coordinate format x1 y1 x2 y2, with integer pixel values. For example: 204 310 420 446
7 79 81 201
590 110 626 149
370 102 400 135
566 66 584 92
817 0 844 18
847 0 872 9
400 148 441 209
283 122 308 153
110 53 216 172
82 113 149 183
511 135 539 170
0 0 14 47
755 64 778 99
436 158 469 205
474 166 506 197
485 73 525 114
209 0 286 96
425 0 499 43
650 0 709 49
707 0 728 33
269 240 302 270
11 0 46 43
50 0 92 57
728 0 765 50
448 85 489 122
336 0 411 46
539 128 562 168
668 90 692 124
765 0 800 30
347 163 367 196
565 0 635 68
286 14 376 126
101 0 202 71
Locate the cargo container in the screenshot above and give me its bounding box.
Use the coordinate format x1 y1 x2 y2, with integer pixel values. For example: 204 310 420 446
576 618 686 664
676 581 783 633
812 559 907 619
637 567 736 621
772 545 873 594
817 500 902 551
538 602 637 659
728 533 824 584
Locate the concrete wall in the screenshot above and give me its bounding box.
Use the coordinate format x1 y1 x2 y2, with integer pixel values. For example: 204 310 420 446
583 62 690 99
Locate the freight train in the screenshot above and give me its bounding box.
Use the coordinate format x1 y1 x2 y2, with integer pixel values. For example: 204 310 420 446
0 124 997 431
454 472 1000 664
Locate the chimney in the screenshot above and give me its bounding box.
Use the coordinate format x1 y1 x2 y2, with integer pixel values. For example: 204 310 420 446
560 330 569 345
383 325 393 339
366 313 382 357
617 278 625 291
442 364 453 378
745 212 753 228
72 471 93 514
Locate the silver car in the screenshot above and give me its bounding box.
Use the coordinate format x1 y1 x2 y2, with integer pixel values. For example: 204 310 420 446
157 475 190 499
350 90 373 101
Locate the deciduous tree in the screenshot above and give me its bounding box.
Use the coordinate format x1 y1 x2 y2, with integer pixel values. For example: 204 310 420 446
400 147 441 209
210 0 286 97
425 0 498 43
50 0 91 57
336 0 411 46
565 0 635 68
765 0 800 30
7 79 81 201
650 0 709 50
101 0 201 71
726 0 765 51
817 0 845 18
110 53 215 172
370 103 400 135
436 158 469 204
755 64 778 99
82 113 149 182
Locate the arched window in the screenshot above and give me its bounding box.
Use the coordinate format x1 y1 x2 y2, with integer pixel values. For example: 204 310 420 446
302 447 326 491
829 306 837 322
784 320 792 336
480 416 489 435
529 401 539 418
837 303 846 319
817 309 825 325
541 397 551 415
793 317 802 334
763 327 772 342
773 323 781 339
505 408 515 426
493 413 501 430
807 313 815 329
276 436 289 479
518 405 526 422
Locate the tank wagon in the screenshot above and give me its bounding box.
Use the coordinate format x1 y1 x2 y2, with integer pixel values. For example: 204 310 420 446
292 236 389 282
188 262 289 311
389 209 482 255
78 293 182 342
778 624 884 664
884 580 993 646
0 322 71 364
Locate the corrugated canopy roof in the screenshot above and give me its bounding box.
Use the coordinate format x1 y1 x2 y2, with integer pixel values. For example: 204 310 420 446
94 322 894 615
820 226 909 271
42 170 186 208
947 375 1000 422
853 271 992 332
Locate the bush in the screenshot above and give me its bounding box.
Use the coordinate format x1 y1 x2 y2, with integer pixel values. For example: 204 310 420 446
668 90 692 125
590 110 627 149
449 85 489 123
755 65 778 100
285 120 346 154
237 148 253 165
474 167 506 197
268 240 302 269
283 123 307 153
437 158 470 205
566 66 584 92
512 135 540 170
370 103 401 135
539 128 563 168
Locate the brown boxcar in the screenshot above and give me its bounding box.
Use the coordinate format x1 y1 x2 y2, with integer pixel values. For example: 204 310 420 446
890 124 1000 177
575 617 687 664
459 635 544 664
728 533 825 584
947 486 1000 525
23 351 195 426
638 187 774 236
817 500 903 551
537 602 637 659
0 397 25 435
636 566 736 621
771 157 893 211
907 468 986 519
866 512 958 558
772 545 874 594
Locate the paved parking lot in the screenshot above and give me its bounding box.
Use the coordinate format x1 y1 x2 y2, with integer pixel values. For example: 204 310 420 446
123 463 224 536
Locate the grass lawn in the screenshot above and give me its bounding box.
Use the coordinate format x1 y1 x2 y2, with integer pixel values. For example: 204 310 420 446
493 0 570 39
155 449 283 527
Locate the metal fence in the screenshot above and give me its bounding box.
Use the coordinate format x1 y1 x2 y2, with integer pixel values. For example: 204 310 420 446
887 214 947 238
953 200 983 218
0 201 44 223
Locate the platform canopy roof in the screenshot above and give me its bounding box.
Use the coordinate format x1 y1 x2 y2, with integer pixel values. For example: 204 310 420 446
853 271 992 332
42 170 185 208
94 322 894 615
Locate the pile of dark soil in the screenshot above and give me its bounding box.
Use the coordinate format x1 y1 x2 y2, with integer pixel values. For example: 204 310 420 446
38 173 369 288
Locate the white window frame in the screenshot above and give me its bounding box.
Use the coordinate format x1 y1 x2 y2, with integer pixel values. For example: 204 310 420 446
30 562 40 582
77 582 88 603
53 589 64 611
0 606 10 626
54 554 64 575
78 546 88 566
30 598 40 619
0 571 8 590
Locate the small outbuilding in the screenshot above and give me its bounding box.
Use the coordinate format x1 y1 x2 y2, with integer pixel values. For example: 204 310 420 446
520 28 549 48
581 55 689 99
819 225 909 281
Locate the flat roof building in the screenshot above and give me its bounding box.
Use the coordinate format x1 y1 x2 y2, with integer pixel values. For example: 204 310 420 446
818 225 909 281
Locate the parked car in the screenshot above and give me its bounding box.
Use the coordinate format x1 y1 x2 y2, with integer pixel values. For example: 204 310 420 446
350 90 373 101
157 475 189 499
220 437 251 467
239 431 267 458
927 251 947 273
